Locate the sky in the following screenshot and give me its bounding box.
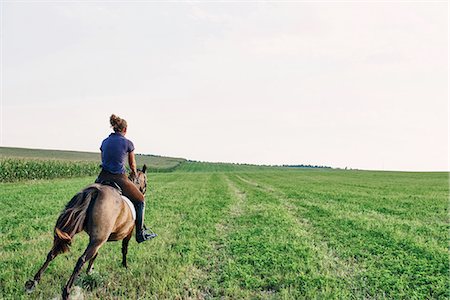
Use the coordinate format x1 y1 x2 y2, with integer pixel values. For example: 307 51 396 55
1 1 448 171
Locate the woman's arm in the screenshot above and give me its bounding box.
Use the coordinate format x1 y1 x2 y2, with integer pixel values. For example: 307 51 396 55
128 151 138 176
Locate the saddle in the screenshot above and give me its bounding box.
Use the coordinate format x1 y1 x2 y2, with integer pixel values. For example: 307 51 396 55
95 179 122 194
94 180 136 220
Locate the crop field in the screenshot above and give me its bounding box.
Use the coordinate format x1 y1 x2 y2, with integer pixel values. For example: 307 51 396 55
0 147 185 177
0 166 448 299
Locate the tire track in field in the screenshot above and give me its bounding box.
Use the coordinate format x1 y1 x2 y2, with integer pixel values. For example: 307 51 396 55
198 174 248 298
235 175 274 192
212 175 246 235
224 175 247 218
233 174 362 284
234 175 449 299
237 174 447 255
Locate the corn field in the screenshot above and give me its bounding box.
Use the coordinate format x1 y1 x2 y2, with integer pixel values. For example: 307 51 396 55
0 158 100 182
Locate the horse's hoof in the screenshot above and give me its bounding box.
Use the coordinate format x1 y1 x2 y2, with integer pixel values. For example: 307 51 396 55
62 288 69 300
25 280 37 293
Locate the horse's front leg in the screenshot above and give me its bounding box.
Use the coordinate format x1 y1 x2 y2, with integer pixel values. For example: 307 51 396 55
25 247 59 293
122 232 133 268
62 241 102 300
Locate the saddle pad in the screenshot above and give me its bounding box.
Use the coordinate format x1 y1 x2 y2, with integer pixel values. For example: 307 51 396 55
121 196 136 220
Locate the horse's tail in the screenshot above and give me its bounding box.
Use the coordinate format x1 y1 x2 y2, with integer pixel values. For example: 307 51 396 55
53 186 99 254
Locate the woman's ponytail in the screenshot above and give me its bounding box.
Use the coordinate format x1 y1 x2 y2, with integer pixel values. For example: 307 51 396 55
110 114 128 132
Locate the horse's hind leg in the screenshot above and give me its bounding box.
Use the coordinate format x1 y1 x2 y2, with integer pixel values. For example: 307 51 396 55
25 247 59 293
122 232 133 268
86 253 98 275
62 240 104 300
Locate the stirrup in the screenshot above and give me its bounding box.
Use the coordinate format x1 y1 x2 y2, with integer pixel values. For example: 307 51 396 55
143 226 158 239
136 228 157 243
143 226 157 236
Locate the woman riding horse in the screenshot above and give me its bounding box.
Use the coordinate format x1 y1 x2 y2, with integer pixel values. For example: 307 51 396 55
25 115 156 299
96 114 156 243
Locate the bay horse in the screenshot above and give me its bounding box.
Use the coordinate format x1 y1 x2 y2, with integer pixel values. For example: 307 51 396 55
25 165 149 300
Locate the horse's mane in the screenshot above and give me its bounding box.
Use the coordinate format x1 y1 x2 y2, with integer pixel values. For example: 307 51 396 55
53 185 101 254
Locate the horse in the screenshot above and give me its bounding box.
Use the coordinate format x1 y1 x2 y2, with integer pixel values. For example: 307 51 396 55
25 165 149 300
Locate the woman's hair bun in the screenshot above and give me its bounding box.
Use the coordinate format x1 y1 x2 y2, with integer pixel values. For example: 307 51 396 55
110 114 127 132
110 114 119 125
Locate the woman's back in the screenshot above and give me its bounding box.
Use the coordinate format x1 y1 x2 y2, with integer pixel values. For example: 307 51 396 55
100 132 134 174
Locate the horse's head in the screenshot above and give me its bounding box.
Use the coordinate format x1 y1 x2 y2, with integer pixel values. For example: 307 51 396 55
130 165 148 195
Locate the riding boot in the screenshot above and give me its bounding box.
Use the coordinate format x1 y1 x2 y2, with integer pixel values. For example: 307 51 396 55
134 201 157 243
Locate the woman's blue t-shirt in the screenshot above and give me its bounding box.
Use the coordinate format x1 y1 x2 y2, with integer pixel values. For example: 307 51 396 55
100 132 135 174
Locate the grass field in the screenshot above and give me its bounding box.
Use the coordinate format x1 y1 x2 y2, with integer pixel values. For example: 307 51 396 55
0 168 448 299
176 161 280 172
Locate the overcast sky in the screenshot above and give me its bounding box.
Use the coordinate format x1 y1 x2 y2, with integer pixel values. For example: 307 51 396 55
1 1 448 171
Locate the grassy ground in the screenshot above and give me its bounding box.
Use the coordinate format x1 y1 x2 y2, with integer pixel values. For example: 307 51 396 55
0 169 448 299
176 161 280 172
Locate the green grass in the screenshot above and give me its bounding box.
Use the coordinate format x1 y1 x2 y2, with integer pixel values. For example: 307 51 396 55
0 169 448 299
176 161 282 172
